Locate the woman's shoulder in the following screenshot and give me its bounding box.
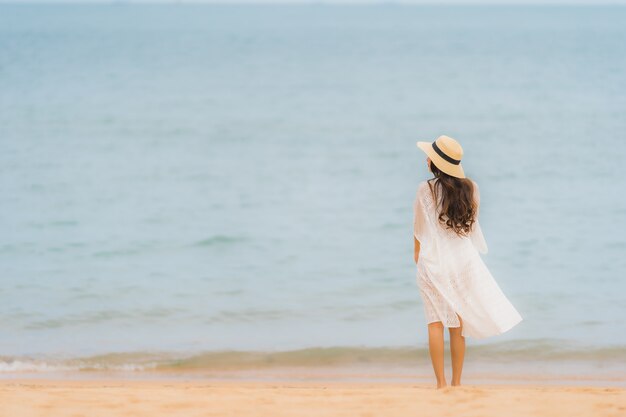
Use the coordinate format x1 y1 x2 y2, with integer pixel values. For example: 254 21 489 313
417 179 434 195
416 179 438 203
468 178 480 196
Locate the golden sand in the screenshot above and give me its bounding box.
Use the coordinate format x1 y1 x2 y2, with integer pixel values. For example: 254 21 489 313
1 378 624 417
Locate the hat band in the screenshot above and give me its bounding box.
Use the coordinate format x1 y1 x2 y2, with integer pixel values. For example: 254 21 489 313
432 140 461 165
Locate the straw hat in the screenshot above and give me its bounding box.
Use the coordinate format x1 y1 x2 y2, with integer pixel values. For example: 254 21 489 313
416 135 465 179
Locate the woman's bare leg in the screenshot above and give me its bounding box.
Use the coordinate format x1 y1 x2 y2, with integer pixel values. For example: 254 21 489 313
449 314 465 386
427 321 447 388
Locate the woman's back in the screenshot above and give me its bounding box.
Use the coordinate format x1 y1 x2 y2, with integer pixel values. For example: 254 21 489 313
414 177 488 263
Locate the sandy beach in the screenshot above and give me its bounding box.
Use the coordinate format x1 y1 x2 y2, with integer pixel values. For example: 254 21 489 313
1 377 625 417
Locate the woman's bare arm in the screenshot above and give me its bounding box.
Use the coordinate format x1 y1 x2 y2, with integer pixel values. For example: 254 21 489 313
414 236 420 264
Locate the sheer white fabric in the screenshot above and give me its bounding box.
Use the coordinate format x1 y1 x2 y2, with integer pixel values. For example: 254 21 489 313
413 178 523 338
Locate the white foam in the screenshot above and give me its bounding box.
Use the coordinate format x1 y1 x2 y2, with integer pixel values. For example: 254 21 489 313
0 360 157 373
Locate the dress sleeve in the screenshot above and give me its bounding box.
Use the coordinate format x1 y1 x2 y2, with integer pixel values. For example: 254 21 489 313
470 182 489 254
413 185 426 243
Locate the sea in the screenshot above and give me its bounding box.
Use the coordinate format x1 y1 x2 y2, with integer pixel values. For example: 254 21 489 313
0 3 625 382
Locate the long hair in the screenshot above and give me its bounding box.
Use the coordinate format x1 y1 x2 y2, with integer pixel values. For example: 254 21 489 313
427 161 478 237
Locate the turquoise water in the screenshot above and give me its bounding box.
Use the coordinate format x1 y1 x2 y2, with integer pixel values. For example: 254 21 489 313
0 4 625 373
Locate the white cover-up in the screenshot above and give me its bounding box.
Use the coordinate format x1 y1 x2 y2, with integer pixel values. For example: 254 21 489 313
413 178 523 339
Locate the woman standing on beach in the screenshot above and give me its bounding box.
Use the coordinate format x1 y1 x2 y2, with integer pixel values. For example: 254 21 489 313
413 135 523 389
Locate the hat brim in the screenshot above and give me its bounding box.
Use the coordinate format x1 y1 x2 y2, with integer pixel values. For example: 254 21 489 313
416 141 465 179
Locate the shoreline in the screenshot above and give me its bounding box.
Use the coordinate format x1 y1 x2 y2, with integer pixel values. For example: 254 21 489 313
3 342 625 378
1 365 625 387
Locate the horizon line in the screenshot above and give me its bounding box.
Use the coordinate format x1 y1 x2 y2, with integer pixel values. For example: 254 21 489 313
1 0 625 5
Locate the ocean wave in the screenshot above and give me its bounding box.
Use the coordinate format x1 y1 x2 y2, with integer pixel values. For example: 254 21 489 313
191 235 248 247
2 340 624 374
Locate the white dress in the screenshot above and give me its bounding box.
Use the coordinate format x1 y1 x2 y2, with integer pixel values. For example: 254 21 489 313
413 178 523 339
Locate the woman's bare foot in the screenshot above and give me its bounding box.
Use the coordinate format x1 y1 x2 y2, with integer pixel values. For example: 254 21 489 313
436 381 448 389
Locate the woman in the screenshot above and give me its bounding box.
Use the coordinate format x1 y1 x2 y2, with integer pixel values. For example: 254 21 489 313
413 135 523 389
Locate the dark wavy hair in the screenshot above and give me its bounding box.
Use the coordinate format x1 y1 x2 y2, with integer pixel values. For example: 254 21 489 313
427 161 478 237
